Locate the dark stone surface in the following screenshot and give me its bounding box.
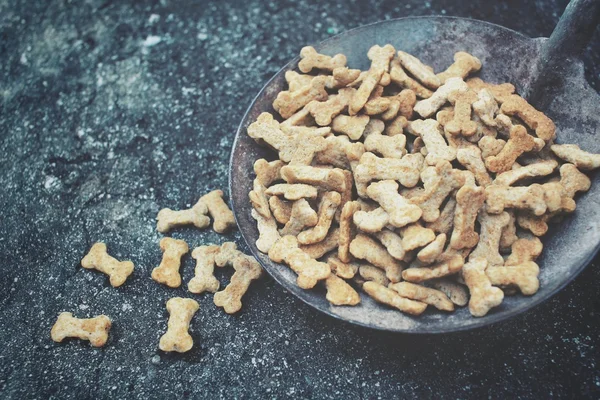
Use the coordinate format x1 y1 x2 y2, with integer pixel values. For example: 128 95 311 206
0 0 598 398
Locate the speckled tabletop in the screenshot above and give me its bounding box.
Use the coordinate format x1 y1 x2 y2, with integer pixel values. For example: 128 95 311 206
1 0 599 398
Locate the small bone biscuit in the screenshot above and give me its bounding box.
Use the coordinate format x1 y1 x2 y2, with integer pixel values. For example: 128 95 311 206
466 77 515 104
249 179 271 219
417 233 447 264
401 224 436 251
485 184 547 216
389 59 434 99
516 213 549 236
501 95 556 141
298 46 347 73
306 88 355 126
152 238 189 288
362 281 428 315
156 198 210 233
389 282 454 311
469 210 510 266
367 180 422 228
479 136 506 158
81 243 134 287
472 88 498 127
327 255 359 279
429 279 469 306
414 77 468 118
314 134 352 169
300 228 340 259
551 144 600 170
485 125 536 173
373 229 406 260
251 209 281 253
425 197 456 234
364 131 406 159
560 163 591 198
283 131 328 166
359 264 390 286
402 254 464 283
254 159 285 187
269 196 292 224
273 76 328 119
247 112 289 150
281 165 346 192
159 297 199 353
297 192 341 245
450 184 486 250
355 152 423 188
285 70 314 92
410 119 457 165
51 312 111 347
350 234 403 282
505 237 543 266
353 207 390 233
339 201 360 262
500 211 519 250
349 45 396 115
325 274 361 306
214 254 263 314
436 51 482 83
462 258 504 317
188 245 221 294
332 114 370 140
265 184 318 200
486 261 540 295
445 89 478 136
542 181 576 214
397 51 441 89
456 146 492 186
280 199 318 237
326 66 362 89
364 96 392 115
268 235 330 289
494 159 558 186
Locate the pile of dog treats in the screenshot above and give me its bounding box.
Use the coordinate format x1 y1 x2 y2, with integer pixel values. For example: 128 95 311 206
247 45 600 317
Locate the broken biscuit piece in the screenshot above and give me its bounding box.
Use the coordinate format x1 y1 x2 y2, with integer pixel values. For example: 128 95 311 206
51 312 111 347
159 297 199 353
325 274 361 306
81 242 134 288
152 238 189 288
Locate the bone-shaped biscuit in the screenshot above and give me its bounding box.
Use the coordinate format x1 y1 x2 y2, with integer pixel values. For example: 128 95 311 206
280 165 346 192
505 237 543 266
251 209 281 253
298 46 347 73
486 261 540 295
51 312 111 347
389 282 454 311
485 125 536 173
367 180 422 228
268 235 331 289
397 51 441 89
354 152 423 188
187 245 221 294
479 136 506 158
338 201 360 263
466 77 515 104
254 159 284 187
493 159 557 186
306 88 355 126
450 184 486 250
559 163 591 198
373 229 406 261
485 184 547 216
327 255 360 279
280 199 318 237
425 197 456 234
456 146 492 186
501 95 556 142
353 207 390 233
152 238 189 288
268 196 292 224
551 144 600 170
414 77 468 118
285 70 314 92
382 89 417 121
389 58 434 99
325 274 361 306
410 119 457 165
402 254 464 283
81 242 134 287
349 45 396 115
314 134 352 169
436 51 482 83
364 95 392 116
362 281 427 316
159 297 199 353
350 234 403 283
445 89 478 137
470 210 510 267
326 66 362 89
516 213 550 236
297 192 341 245
472 88 498 127
429 278 469 306
332 114 370 140
541 181 576 214
214 253 263 314
273 76 328 119
265 184 318 200
364 130 406 159
400 224 436 252
462 258 504 317
417 233 447 264
156 198 210 233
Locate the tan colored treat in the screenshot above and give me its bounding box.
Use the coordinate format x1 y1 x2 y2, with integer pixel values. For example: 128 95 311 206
429 279 469 306
494 113 513 137
254 159 285 187
273 76 328 119
214 241 242 267
456 146 492 186
436 51 482 83
285 70 314 92
355 152 423 188
268 235 330 289
472 88 499 127
297 192 341 245
469 210 510 266
300 228 340 259
214 254 263 314
385 115 409 136
280 199 318 236
326 66 362 89
363 281 428 315
560 163 591 198
349 45 396 115
414 77 468 118
346 142 367 199
306 88 355 126
332 114 370 140
486 261 540 295
359 264 390 286
367 180 422 228
417 233 447 264
401 224 436 251
364 131 406 159
251 209 281 253
281 165 346 192
425 197 456 234
249 179 271 219
314 134 352 169
551 144 600 170
466 77 515 104
445 89 478 136
389 58 434 99
51 312 111 347
159 297 199 353
280 106 313 128
494 159 558 186
410 119 457 165
353 207 390 233
397 51 441 89
269 196 292 224
339 201 360 262
450 185 486 249
381 89 417 121
505 237 543 266
298 46 347 73
516 213 549 236
485 184 547 216
373 229 406 260
151 238 189 288
389 282 454 311
81 243 134 287
411 161 466 222
485 125 536 173
542 181 576 214
350 234 403 282
501 94 556 141
479 136 506 158
462 258 504 317
402 254 464 283
265 183 318 200
500 211 519 250
156 198 210 233
364 96 392 115
380 72 392 86
325 274 361 306
327 255 359 279
188 245 221 294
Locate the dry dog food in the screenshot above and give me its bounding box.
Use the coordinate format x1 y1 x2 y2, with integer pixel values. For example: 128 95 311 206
51 312 111 347
81 242 134 287
159 297 199 353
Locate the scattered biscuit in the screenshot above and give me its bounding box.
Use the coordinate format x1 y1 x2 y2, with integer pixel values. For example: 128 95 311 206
152 238 189 288
51 312 111 347
214 252 263 314
81 242 134 287
188 245 221 294
159 297 199 353
156 198 210 233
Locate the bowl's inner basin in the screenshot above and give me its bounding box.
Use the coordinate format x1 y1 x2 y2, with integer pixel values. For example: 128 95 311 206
230 17 600 332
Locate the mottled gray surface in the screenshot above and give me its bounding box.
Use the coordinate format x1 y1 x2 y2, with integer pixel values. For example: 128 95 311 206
0 0 599 399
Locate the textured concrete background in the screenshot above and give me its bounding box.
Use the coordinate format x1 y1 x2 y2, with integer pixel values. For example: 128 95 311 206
0 0 599 398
